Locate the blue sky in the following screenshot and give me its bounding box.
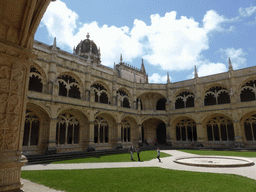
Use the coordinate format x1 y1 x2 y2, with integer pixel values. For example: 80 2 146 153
35 0 256 83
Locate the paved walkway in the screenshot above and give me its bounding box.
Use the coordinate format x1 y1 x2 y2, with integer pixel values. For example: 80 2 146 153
21 150 256 192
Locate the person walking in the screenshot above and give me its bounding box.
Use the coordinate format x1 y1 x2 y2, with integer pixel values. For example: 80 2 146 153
129 145 134 161
157 147 161 162
136 145 141 162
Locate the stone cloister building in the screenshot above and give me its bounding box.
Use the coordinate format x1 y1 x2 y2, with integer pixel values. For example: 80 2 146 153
23 34 256 156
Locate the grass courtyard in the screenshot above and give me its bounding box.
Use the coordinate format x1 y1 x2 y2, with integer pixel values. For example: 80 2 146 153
21 150 256 192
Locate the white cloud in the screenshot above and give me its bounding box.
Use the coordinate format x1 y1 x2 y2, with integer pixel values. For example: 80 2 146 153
219 48 247 69
148 73 168 83
41 0 142 67
41 1 239 73
239 6 256 17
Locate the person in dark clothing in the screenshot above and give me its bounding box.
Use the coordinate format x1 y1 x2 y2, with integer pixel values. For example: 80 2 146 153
157 147 161 162
136 145 141 162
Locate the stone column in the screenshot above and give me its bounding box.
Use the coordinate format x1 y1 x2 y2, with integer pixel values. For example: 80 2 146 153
233 121 244 148
0 43 33 191
196 123 207 147
87 121 95 151
138 124 142 144
116 123 122 149
166 124 173 146
47 118 57 154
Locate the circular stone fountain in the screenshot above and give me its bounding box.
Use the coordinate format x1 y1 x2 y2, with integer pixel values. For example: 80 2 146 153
174 156 254 167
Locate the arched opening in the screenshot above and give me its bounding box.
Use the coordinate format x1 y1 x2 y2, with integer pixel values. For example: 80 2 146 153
58 74 81 99
23 110 40 146
175 91 194 109
156 98 166 110
206 116 234 141
121 120 131 142
136 98 143 110
204 86 230 106
240 80 256 102
142 118 166 145
117 89 130 108
244 115 256 141
94 117 109 143
29 66 43 92
175 119 197 142
56 114 80 145
91 83 109 104
156 122 166 144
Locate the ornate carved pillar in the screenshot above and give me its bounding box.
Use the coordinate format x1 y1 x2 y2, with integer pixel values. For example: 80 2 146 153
0 43 32 191
233 121 244 148
0 1 52 191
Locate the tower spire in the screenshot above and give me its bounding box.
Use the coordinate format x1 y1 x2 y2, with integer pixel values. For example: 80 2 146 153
194 65 198 78
167 72 170 83
228 57 233 71
140 58 146 73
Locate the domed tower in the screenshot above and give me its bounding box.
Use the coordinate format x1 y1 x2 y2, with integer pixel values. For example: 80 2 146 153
73 33 101 63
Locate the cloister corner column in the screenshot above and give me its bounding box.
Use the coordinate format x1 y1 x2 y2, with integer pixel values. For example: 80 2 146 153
0 42 33 192
0 1 52 191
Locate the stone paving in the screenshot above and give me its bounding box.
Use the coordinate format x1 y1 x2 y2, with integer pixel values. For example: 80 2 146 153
21 150 256 192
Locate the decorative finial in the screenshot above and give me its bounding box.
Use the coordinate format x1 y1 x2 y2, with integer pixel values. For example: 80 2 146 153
73 46 76 54
86 32 90 39
228 57 233 71
194 65 198 78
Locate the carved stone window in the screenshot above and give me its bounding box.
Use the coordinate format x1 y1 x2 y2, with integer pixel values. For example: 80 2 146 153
121 120 131 142
23 111 39 146
244 115 256 141
204 86 230 106
29 66 43 92
206 116 234 141
176 119 197 141
240 80 256 102
94 117 109 143
56 114 79 145
57 75 81 99
91 83 109 104
117 89 130 108
175 91 194 109
156 98 166 110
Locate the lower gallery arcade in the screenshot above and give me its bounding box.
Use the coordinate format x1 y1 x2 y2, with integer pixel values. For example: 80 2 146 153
22 101 256 155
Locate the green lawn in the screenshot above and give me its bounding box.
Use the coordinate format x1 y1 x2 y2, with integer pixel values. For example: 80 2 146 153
51 150 171 164
180 150 256 157
21 168 256 192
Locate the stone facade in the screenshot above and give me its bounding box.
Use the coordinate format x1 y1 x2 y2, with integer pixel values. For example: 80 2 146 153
22 36 256 156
